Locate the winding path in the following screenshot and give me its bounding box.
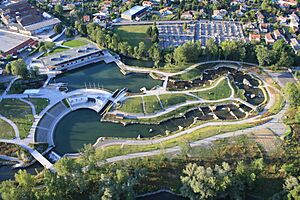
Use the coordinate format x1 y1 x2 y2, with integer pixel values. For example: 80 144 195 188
0 114 20 139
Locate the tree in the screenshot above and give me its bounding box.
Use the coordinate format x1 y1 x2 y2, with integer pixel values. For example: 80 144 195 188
284 83 300 107
10 59 28 79
137 42 146 59
54 4 63 16
220 40 237 60
183 22 188 31
206 38 219 58
164 53 174 64
180 162 231 199
174 41 202 64
146 26 153 37
15 170 35 188
54 23 63 34
180 160 262 200
65 27 74 38
255 45 271 66
284 176 300 200
277 51 294 68
148 43 161 67
5 63 11 74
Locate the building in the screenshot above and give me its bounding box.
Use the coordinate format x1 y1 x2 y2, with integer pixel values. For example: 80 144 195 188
36 44 106 74
121 6 148 21
181 11 196 20
142 1 153 7
259 23 269 33
159 7 173 16
0 30 38 57
290 38 300 53
249 34 261 42
0 1 61 36
212 9 228 20
277 0 298 7
273 29 282 40
265 33 275 45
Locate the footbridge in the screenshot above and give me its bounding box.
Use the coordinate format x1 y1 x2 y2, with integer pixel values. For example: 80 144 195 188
0 139 55 172
100 88 127 115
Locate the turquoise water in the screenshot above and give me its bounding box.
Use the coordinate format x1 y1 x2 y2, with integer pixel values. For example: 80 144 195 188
51 62 162 92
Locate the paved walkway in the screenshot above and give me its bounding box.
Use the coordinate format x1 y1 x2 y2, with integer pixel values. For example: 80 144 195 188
0 114 20 139
19 98 37 116
0 77 19 101
0 139 55 171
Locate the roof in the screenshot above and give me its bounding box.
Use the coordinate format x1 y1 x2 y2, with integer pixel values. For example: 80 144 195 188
0 1 44 26
24 18 61 31
38 43 101 67
0 30 33 53
249 34 261 39
265 33 274 41
122 6 147 16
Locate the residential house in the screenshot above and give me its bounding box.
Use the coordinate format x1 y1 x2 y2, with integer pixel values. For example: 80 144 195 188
277 16 288 25
277 0 298 8
273 29 282 40
265 33 275 44
159 7 173 16
290 38 300 53
83 15 90 23
249 33 261 42
212 9 228 20
256 11 265 23
259 23 269 33
181 11 196 20
142 1 154 7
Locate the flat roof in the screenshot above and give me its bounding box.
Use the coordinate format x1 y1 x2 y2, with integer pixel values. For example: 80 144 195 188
24 18 61 31
0 30 31 53
38 43 101 67
122 6 147 16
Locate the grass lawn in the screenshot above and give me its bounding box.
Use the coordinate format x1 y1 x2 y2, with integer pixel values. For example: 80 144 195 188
0 99 34 138
144 95 162 114
159 94 196 107
0 119 15 139
26 98 50 115
192 78 232 100
119 97 144 114
63 39 87 48
113 25 152 49
264 87 284 116
43 47 69 57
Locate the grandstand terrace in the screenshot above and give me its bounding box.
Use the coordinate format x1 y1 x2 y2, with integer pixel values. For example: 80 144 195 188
35 101 69 144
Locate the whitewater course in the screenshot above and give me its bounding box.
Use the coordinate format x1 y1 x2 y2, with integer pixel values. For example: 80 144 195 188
0 53 287 189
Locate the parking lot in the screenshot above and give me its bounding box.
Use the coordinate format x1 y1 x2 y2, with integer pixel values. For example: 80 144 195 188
157 20 244 48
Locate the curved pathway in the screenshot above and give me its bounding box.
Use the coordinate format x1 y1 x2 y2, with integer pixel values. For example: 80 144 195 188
19 98 37 116
122 60 257 78
0 114 20 139
0 76 19 100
